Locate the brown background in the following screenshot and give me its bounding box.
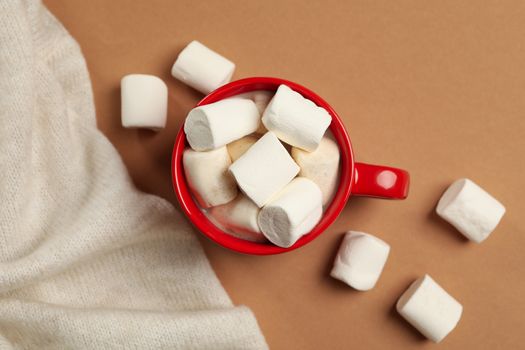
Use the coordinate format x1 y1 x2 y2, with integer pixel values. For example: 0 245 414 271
44 1 525 348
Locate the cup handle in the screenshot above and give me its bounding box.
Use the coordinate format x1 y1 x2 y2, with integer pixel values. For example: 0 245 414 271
352 162 410 199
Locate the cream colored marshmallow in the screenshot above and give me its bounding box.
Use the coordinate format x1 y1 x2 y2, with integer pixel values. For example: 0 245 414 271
229 132 299 207
397 275 463 343
292 136 340 205
121 74 167 130
210 195 266 242
230 90 273 134
171 40 235 94
182 147 237 208
227 135 259 162
330 231 390 291
252 90 273 113
184 98 260 151
258 177 323 248
230 90 273 115
253 91 273 133
262 84 331 151
436 178 505 243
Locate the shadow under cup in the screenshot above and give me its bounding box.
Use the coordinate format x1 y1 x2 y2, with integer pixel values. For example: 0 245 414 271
172 77 355 255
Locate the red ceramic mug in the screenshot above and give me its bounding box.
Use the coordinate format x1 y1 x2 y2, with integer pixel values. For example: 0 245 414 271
172 77 409 255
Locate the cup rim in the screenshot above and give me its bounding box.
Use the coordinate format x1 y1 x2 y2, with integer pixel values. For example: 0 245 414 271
172 77 354 255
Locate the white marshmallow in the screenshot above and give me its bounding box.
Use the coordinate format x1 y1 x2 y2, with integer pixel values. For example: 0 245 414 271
182 147 237 208
262 84 331 151
229 132 300 207
258 177 323 248
171 40 235 94
396 274 463 343
184 98 260 151
121 74 167 130
330 231 390 291
227 135 259 162
436 178 505 243
292 136 340 205
210 195 266 242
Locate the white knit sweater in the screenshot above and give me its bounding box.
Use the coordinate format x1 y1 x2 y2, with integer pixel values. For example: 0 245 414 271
0 1 267 348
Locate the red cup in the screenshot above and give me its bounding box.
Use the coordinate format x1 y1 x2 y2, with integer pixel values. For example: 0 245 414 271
172 77 409 255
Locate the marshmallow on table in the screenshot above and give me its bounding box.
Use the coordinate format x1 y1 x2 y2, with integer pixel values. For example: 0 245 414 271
227 135 259 162
258 177 323 248
171 40 235 94
397 274 463 343
262 84 331 151
292 136 340 205
121 74 167 130
330 231 390 291
436 178 505 243
210 195 266 242
183 147 237 208
229 132 300 207
184 98 260 151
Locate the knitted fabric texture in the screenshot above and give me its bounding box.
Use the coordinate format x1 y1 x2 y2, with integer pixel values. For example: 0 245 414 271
0 1 267 349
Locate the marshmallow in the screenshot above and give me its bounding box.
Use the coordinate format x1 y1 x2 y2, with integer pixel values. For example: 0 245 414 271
227 135 259 162
182 147 237 208
258 177 323 248
262 85 331 151
292 136 340 205
396 275 463 343
229 90 273 134
171 40 235 94
292 204 323 237
184 98 260 151
121 74 167 130
229 132 300 207
230 90 273 114
252 91 273 133
252 90 273 114
210 195 267 242
330 231 390 291
436 178 505 243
